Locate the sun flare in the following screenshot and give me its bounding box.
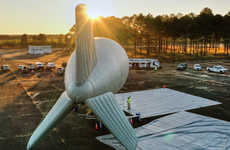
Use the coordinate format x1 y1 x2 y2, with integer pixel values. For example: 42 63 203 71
83 3 114 20
87 9 101 20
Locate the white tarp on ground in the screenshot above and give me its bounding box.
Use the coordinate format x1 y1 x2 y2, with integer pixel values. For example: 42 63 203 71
97 111 230 150
28 45 52 55
115 88 220 118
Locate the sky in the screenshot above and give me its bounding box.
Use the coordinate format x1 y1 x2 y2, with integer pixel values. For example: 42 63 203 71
0 0 230 34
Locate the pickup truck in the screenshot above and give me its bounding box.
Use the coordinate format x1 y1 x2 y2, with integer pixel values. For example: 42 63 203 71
206 65 228 73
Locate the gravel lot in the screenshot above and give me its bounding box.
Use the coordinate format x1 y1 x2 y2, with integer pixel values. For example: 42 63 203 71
0 48 229 150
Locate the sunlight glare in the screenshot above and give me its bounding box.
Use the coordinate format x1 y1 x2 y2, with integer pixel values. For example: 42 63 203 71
87 7 101 19
85 3 114 19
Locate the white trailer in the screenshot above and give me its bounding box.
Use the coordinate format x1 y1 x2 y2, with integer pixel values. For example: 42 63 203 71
28 45 52 55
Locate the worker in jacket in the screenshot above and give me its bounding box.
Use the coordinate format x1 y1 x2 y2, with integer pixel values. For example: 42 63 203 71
127 96 131 110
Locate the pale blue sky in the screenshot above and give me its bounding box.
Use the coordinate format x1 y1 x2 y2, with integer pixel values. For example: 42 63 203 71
0 0 230 34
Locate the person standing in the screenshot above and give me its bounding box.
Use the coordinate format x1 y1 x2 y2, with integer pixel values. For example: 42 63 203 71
127 96 131 110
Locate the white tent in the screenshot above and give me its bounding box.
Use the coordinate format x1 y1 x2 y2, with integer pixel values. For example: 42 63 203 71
28 45 52 55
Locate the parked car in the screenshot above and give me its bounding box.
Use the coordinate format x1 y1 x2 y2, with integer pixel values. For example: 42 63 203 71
1 65 10 71
18 65 28 73
35 62 44 70
177 63 187 71
193 64 202 71
18 65 25 70
28 64 35 71
46 62 56 70
206 65 228 73
57 67 64 75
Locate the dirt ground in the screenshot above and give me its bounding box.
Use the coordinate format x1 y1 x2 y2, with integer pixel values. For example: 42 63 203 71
0 48 230 150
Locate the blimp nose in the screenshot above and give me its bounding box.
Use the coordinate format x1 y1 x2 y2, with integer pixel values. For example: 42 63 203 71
66 81 94 103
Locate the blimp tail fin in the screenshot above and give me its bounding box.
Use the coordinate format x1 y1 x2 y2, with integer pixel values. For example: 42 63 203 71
27 92 74 150
86 92 138 150
75 5 97 86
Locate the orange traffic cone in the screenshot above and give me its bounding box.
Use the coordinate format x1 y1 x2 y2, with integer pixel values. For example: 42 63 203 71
130 118 134 125
95 122 99 130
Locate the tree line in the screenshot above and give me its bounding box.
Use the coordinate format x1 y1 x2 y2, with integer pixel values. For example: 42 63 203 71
122 7 230 41
0 34 67 48
120 7 230 57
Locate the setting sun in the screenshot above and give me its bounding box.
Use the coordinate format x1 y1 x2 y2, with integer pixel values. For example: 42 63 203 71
85 4 113 20
87 9 101 19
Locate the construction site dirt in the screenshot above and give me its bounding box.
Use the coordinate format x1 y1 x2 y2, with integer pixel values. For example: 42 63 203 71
0 48 229 150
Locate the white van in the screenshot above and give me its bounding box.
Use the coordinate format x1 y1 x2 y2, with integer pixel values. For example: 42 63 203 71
1 65 10 71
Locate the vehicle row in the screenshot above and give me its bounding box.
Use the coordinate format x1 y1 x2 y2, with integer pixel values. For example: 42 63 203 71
17 62 56 72
1 62 65 74
177 63 228 73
